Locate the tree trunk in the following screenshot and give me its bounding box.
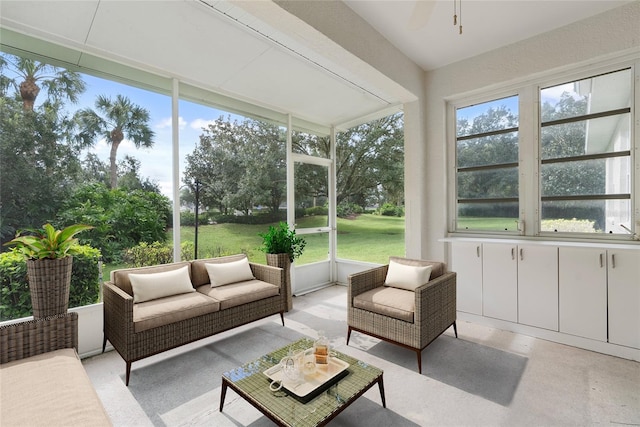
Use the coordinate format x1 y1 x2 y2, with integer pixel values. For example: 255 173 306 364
266 253 292 312
109 128 123 189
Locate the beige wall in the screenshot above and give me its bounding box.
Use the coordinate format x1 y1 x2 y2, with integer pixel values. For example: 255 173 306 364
422 1 640 261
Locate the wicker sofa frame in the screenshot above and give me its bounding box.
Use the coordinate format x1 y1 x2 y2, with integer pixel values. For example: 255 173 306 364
346 257 457 373
102 255 286 386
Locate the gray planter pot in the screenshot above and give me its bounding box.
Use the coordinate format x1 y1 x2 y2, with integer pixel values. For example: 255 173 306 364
26 257 73 319
266 253 292 312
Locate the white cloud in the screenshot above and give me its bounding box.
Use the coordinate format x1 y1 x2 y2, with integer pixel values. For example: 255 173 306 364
156 116 187 130
190 118 217 131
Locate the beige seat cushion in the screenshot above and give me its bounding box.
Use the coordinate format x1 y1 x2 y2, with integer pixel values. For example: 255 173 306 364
196 279 279 310
133 292 220 333
0 348 111 426
353 286 415 323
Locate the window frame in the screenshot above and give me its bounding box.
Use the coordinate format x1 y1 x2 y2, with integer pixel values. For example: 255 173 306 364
447 58 639 242
450 93 522 235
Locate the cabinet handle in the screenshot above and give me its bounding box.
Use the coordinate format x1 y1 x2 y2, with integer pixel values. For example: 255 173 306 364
476 246 480 258
519 248 523 261
511 247 515 260
599 253 604 268
611 254 616 269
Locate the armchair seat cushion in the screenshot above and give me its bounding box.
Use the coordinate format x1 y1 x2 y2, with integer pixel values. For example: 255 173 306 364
353 286 415 323
133 292 220 333
196 279 280 310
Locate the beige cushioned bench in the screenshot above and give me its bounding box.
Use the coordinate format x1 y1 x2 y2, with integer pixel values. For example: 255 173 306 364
0 313 111 426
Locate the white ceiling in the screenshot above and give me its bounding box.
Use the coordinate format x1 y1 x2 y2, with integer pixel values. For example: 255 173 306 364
345 0 633 71
0 0 408 130
0 0 632 129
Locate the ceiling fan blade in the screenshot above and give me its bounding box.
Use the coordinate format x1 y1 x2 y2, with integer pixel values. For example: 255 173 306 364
408 0 437 31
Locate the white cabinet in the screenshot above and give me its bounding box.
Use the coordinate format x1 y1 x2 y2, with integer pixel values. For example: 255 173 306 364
481 243 558 327
448 238 640 356
607 249 640 349
451 242 482 315
517 245 558 331
559 247 607 341
482 243 518 322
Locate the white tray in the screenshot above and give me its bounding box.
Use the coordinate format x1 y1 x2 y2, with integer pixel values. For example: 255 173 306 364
264 352 350 399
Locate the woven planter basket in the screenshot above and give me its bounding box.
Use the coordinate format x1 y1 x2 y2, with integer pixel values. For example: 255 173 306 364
266 253 292 312
26 257 73 319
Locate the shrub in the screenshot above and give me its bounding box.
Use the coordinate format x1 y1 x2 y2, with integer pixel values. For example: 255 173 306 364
377 203 404 217
0 245 102 321
57 183 171 263
122 241 196 267
305 206 328 216
336 202 363 218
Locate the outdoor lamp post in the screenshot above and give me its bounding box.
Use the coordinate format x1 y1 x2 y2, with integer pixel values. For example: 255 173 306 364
194 180 201 259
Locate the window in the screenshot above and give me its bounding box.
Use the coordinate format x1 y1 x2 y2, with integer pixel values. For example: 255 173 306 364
540 69 632 234
455 96 520 232
450 64 636 240
335 113 405 264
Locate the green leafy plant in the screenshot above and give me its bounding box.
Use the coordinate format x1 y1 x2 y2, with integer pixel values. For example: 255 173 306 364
4 223 93 260
259 222 306 262
0 245 101 321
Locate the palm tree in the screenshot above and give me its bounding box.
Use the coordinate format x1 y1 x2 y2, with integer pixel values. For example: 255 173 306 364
0 54 85 111
74 94 155 188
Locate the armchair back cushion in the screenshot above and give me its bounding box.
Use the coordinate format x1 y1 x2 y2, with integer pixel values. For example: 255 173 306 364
389 256 445 279
384 260 432 291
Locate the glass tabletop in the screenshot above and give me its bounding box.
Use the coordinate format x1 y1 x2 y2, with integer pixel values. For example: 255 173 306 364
221 337 384 427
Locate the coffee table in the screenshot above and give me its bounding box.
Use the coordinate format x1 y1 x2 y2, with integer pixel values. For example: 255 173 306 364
220 337 385 426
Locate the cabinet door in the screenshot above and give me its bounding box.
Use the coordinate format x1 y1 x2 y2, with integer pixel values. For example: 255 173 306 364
608 249 640 349
559 247 607 341
518 245 558 331
451 242 483 315
482 243 518 322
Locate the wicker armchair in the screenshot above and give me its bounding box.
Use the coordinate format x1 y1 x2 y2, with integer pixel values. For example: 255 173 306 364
347 257 457 373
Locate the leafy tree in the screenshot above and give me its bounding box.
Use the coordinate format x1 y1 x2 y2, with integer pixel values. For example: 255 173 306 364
183 116 285 215
74 94 155 189
57 183 171 262
0 90 84 244
456 105 519 208
0 54 85 111
335 113 404 208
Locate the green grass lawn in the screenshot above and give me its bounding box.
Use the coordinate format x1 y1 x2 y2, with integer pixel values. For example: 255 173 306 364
101 214 405 281
175 214 405 265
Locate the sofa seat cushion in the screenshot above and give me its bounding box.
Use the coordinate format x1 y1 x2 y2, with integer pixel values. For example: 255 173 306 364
0 348 111 426
196 279 279 310
353 286 415 323
133 292 221 333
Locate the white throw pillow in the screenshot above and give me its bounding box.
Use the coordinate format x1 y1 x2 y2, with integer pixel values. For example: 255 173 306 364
384 260 433 291
129 266 195 303
205 258 255 287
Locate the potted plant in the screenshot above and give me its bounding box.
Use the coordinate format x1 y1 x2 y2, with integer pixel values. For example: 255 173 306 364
5 223 93 319
259 221 306 311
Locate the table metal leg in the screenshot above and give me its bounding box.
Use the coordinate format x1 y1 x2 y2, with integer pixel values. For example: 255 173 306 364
220 379 228 412
378 375 386 408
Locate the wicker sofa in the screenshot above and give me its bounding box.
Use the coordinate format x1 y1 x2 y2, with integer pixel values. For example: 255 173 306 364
103 254 286 385
0 313 112 426
347 257 457 373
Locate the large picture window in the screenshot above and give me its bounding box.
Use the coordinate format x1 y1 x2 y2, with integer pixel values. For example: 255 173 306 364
540 68 632 234
455 96 519 232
